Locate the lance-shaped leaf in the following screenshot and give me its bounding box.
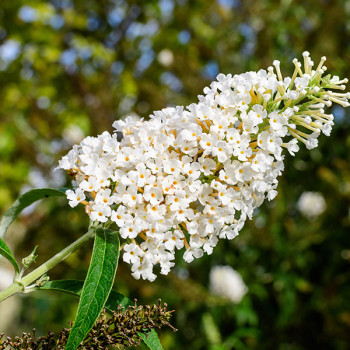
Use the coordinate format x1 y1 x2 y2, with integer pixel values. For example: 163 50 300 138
65 228 120 350
37 279 131 309
0 238 19 274
37 279 164 350
0 188 67 239
139 330 164 350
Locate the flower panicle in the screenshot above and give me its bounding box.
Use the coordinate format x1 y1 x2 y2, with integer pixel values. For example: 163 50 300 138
59 53 349 281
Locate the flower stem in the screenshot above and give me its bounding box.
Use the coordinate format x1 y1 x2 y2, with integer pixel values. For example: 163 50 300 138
0 228 95 303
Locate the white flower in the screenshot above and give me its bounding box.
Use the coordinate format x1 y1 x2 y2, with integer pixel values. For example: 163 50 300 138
66 188 86 208
198 157 217 176
131 258 157 282
121 185 143 208
146 203 166 220
110 205 132 227
143 185 164 205
119 222 140 239
182 160 201 179
297 191 326 219
95 188 114 206
209 265 248 303
80 177 101 192
90 203 111 222
163 230 185 251
283 139 299 156
200 133 218 154
58 147 79 170
183 247 203 263
251 151 271 173
294 76 310 91
123 243 145 264
128 163 151 187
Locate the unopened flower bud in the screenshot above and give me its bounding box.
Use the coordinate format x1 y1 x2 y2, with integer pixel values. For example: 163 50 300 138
22 246 38 270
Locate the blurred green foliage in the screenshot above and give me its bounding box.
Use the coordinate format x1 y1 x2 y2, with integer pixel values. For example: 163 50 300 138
1 0 350 349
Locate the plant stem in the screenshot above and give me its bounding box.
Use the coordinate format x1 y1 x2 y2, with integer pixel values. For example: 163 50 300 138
0 229 95 303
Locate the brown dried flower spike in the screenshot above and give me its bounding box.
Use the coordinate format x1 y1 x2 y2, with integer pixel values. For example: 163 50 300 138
0 300 176 350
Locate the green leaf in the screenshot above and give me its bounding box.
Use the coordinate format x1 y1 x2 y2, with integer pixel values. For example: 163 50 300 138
0 188 67 239
37 279 131 309
140 330 164 350
0 238 19 274
65 228 120 350
37 280 164 350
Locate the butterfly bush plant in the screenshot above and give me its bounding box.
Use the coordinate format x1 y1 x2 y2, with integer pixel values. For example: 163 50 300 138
0 52 349 349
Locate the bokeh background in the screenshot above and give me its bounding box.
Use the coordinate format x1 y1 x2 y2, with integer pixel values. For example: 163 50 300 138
1 0 350 349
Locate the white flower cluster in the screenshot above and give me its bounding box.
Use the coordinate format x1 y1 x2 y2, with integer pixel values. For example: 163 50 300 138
209 265 248 303
59 53 349 281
